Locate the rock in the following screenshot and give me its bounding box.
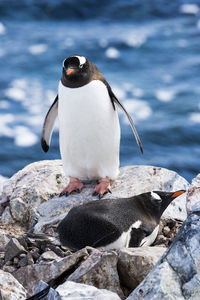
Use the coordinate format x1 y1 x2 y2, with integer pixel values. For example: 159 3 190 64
0 175 8 195
186 173 200 214
127 185 200 300
18 253 34 267
1 206 15 224
56 281 121 300
33 280 61 300
127 260 184 300
13 247 90 296
4 238 27 262
0 231 10 250
39 250 61 262
0 269 27 299
1 160 67 226
2 265 16 273
1 160 188 232
67 248 124 299
117 247 166 291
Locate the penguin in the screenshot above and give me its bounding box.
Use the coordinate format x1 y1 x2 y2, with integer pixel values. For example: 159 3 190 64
41 55 143 198
57 190 185 251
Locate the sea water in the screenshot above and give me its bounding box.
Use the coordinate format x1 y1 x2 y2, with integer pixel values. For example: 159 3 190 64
0 0 200 182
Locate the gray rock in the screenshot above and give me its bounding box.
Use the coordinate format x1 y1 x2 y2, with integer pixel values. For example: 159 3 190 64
39 250 61 262
4 238 27 262
127 261 184 300
2 266 16 273
67 248 124 299
13 247 90 296
1 160 67 226
34 280 61 300
56 281 121 300
0 175 8 195
186 173 200 214
117 246 166 290
0 269 27 299
0 231 10 250
127 178 200 300
0 161 189 233
19 253 34 268
1 206 15 224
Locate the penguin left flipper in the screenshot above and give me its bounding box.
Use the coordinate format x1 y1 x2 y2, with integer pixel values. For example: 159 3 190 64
105 81 143 154
41 95 58 152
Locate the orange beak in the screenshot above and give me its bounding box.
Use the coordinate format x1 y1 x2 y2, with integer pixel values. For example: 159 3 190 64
171 190 185 198
67 68 74 76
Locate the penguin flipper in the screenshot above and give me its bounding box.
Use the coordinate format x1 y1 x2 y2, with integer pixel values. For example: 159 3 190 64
41 95 58 152
106 83 143 154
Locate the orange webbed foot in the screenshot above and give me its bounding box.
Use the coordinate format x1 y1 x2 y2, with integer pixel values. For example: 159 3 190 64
93 177 111 199
59 177 84 197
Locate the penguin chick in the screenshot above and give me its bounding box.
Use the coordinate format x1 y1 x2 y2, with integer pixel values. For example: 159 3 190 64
41 55 143 198
57 190 185 251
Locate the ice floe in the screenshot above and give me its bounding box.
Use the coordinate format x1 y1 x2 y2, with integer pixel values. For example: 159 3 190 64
29 44 47 55
14 126 38 147
4 79 28 102
180 4 199 15
132 88 144 98
189 113 200 123
5 88 26 102
120 99 152 123
112 86 126 99
105 47 120 59
126 33 146 48
0 22 5 35
155 89 175 102
0 114 15 137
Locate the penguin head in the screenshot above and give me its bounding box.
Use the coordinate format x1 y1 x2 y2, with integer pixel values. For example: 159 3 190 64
61 55 91 88
146 190 186 219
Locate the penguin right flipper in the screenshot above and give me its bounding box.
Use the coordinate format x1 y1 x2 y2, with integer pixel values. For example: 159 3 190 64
41 95 58 152
105 82 143 154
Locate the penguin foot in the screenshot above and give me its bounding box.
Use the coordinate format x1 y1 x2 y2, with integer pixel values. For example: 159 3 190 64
59 177 84 197
93 177 111 199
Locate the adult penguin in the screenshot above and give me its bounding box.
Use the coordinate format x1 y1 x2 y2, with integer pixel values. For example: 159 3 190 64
41 55 143 198
57 190 185 250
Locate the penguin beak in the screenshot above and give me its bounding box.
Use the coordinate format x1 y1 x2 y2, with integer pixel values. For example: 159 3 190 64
171 190 186 198
66 68 75 76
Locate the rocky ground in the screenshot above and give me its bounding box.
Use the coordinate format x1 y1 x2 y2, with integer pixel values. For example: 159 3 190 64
0 160 199 299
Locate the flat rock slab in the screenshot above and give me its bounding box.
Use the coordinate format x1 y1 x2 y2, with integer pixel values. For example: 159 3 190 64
56 281 121 300
0 160 189 233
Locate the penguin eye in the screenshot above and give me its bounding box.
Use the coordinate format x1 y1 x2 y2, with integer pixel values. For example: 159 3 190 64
79 64 84 69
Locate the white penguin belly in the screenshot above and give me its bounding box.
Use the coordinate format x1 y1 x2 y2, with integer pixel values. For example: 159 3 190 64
101 220 142 250
58 80 121 180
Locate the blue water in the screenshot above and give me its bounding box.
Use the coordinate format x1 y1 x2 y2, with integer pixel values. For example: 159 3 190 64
1 0 200 182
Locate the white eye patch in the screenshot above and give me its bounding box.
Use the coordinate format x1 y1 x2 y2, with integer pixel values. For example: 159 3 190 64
73 55 86 66
151 192 161 200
